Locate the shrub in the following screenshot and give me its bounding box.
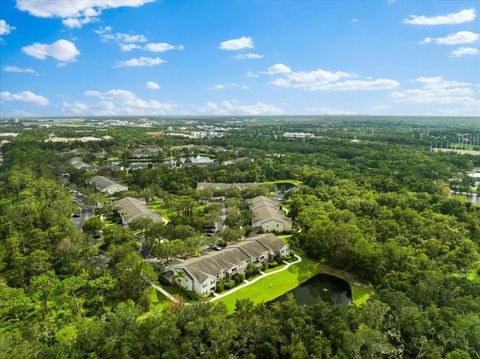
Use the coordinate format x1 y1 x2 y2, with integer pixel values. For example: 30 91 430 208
268 261 278 268
232 273 245 284
216 279 236 292
245 263 260 278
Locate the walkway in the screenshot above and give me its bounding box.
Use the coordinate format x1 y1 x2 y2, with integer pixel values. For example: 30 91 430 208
210 254 302 302
151 283 180 303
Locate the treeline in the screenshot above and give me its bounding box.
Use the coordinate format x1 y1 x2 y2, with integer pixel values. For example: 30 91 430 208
1 122 479 358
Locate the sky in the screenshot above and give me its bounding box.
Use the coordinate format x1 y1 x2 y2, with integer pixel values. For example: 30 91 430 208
0 0 479 117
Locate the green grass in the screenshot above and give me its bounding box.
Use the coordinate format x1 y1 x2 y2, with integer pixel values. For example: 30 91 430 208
265 263 287 273
148 287 170 312
262 179 303 187
216 252 374 312
149 202 175 221
351 285 374 305
216 255 320 312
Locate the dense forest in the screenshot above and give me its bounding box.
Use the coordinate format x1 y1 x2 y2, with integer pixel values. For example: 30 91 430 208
0 116 479 358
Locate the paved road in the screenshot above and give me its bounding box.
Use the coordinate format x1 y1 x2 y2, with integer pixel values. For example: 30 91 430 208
218 201 227 231
71 192 94 230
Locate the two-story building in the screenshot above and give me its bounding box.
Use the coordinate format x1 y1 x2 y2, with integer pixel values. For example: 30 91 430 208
250 196 292 233
162 233 289 295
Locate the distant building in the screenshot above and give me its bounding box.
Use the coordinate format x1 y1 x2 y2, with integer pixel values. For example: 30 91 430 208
249 196 292 233
282 132 315 139
196 182 261 191
88 176 128 195
113 197 164 225
70 157 94 171
0 133 19 137
222 157 254 166
162 234 289 295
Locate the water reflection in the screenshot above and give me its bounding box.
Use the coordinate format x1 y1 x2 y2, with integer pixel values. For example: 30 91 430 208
272 274 352 307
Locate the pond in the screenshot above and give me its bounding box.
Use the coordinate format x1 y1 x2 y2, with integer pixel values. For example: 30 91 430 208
272 274 352 307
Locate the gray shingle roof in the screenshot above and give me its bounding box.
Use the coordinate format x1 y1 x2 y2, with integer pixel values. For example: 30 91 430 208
170 234 287 283
248 233 287 252
90 176 117 191
250 196 292 226
196 182 260 191
113 197 163 224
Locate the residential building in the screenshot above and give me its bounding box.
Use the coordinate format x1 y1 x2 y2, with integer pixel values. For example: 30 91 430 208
70 157 94 171
196 182 260 191
88 176 128 195
249 196 292 233
222 157 254 166
163 234 289 295
113 197 164 225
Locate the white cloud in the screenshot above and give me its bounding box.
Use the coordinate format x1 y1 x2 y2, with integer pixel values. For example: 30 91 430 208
391 76 480 113
209 83 249 90
115 56 165 67
120 43 141 52
0 90 48 105
3 65 38 74
16 0 155 28
22 39 80 62
62 100 90 114
450 47 479 58
0 19 15 35
350 18 358 23
266 63 292 74
305 107 355 115
267 65 399 91
96 27 184 54
246 71 259 78
62 16 98 28
219 36 254 50
233 52 263 60
421 31 479 45
145 81 160 90
403 8 476 25
79 89 176 115
144 42 184 52
196 100 282 115
95 27 145 43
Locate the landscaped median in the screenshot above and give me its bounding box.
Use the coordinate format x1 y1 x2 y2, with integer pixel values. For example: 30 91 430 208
214 251 374 312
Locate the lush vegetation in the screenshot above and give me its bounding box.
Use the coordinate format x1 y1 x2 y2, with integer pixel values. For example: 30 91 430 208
0 116 479 358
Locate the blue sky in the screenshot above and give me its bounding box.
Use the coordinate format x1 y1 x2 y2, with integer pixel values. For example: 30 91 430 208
0 0 479 117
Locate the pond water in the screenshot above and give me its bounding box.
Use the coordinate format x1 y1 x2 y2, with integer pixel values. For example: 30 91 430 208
272 274 352 307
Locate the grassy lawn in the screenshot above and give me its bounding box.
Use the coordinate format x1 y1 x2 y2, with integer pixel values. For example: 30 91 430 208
265 263 287 273
216 252 374 312
351 285 374 305
149 286 170 312
149 202 175 221
217 255 320 312
262 179 303 187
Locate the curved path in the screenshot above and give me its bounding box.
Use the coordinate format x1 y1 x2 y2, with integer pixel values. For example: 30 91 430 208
210 254 302 302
